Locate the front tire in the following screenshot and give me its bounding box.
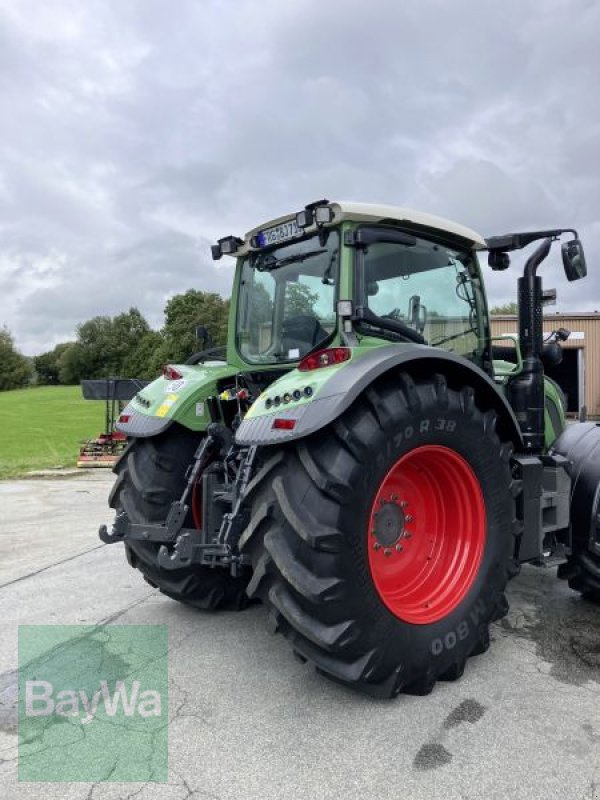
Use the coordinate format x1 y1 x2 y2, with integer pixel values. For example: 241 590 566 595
240 373 517 697
110 424 251 610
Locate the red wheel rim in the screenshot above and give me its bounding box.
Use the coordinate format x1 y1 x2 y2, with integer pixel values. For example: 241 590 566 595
367 445 486 625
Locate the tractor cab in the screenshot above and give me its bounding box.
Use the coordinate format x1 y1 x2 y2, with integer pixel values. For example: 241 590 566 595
213 200 493 374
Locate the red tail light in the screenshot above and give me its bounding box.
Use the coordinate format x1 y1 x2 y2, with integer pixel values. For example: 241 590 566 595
298 347 351 371
119 414 131 424
162 365 183 381
272 418 296 430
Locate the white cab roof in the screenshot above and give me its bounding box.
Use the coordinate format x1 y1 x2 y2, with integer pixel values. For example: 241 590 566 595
241 200 486 251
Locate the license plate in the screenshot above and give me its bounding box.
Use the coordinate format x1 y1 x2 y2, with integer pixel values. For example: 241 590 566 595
256 220 300 247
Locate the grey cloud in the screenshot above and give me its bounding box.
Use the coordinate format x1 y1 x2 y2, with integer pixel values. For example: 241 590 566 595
1 0 600 354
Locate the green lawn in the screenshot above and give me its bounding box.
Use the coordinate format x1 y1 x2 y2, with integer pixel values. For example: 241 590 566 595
0 386 105 479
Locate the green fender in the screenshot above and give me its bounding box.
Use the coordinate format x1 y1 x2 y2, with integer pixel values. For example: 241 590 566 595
235 344 524 448
116 362 240 438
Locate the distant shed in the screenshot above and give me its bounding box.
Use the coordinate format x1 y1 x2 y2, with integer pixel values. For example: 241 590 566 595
491 313 600 418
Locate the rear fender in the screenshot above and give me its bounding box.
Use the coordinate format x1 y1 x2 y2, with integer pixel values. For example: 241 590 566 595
235 344 523 447
116 363 238 438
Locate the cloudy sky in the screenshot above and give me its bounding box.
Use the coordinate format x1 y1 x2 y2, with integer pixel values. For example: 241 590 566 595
1 0 599 355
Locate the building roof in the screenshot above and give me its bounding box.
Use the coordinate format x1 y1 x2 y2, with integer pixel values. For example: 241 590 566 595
492 312 600 320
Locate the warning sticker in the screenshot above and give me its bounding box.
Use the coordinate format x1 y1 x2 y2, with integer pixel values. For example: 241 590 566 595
156 395 178 417
166 379 186 393
195 402 205 417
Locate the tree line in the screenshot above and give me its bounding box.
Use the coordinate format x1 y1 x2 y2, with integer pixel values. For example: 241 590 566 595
0 293 519 391
0 290 229 390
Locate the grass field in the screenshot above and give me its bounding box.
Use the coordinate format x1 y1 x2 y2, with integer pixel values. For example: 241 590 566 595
0 386 105 479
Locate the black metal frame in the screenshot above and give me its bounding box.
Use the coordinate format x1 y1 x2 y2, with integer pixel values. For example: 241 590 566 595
99 424 256 576
81 377 148 436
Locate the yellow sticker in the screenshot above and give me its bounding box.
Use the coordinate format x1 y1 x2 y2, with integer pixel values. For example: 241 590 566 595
156 404 170 418
166 394 178 402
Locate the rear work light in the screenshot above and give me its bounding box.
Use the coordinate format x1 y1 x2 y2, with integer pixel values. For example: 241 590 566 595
118 414 131 424
298 347 351 371
272 418 296 430
162 365 183 381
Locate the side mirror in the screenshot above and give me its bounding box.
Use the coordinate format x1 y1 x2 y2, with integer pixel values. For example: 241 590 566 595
562 238 587 281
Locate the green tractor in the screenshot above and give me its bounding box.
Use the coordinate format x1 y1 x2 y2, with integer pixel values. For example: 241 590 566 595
100 200 600 698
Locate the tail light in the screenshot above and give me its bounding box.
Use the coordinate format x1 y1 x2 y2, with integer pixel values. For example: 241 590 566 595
163 365 183 381
298 347 351 372
272 418 296 430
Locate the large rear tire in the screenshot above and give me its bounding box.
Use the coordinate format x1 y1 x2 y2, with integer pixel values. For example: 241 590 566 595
553 422 600 601
240 373 518 697
110 424 251 610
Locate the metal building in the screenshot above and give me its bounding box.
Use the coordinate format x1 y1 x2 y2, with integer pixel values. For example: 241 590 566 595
491 313 600 419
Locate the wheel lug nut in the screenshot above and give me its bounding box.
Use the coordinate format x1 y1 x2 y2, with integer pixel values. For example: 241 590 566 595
384 548 392 557
373 542 381 551
405 515 413 523
400 501 408 508
395 544 403 552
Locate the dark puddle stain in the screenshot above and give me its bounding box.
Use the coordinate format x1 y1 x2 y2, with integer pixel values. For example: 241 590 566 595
443 699 485 730
413 698 485 770
500 567 600 688
582 723 600 744
413 742 453 771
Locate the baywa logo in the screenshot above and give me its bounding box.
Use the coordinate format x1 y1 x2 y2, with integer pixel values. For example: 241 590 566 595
18 625 168 783
25 678 162 725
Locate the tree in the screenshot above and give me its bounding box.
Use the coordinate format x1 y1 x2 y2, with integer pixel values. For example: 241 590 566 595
490 302 518 315
0 327 32 390
57 307 153 383
159 291 230 364
121 330 164 379
34 342 75 385
284 283 319 316
57 342 87 385
106 308 152 375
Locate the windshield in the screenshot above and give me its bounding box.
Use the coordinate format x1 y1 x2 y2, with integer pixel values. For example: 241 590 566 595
236 230 339 364
359 235 486 363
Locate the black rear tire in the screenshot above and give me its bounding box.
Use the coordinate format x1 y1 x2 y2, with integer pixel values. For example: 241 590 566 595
110 424 251 610
553 422 600 601
240 373 518 697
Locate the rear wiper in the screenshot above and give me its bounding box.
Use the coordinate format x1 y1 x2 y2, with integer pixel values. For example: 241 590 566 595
322 248 338 285
255 249 327 271
431 326 478 347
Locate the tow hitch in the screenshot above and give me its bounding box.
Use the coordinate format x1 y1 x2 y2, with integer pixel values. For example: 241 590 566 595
98 424 256 576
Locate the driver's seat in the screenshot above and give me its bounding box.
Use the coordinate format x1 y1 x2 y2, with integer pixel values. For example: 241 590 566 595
281 314 328 356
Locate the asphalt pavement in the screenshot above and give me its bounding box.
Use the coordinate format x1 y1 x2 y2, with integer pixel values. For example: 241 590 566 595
0 471 599 800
